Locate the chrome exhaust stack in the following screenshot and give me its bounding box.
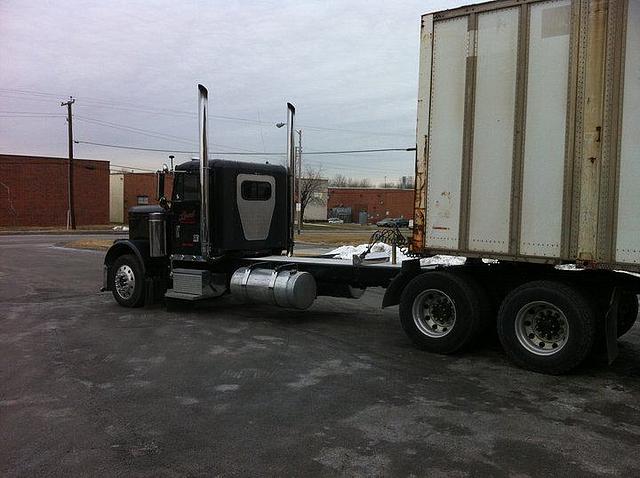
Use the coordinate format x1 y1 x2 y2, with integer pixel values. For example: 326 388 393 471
198 84 210 261
286 102 296 256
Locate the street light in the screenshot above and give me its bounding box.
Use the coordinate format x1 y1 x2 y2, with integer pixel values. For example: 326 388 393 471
295 129 302 234
276 121 302 233
276 119 302 234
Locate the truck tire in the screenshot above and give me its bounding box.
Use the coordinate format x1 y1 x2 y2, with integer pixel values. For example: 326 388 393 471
617 292 639 338
497 281 596 374
399 271 488 354
111 254 146 308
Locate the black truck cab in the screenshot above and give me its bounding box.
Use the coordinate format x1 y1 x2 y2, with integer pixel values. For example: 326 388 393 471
104 158 291 306
168 159 288 257
124 159 289 258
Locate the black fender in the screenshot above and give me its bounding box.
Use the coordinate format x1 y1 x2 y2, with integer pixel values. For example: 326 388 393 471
103 239 150 290
382 259 421 308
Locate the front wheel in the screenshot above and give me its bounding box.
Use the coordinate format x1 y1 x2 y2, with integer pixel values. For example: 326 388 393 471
497 281 596 374
111 254 146 307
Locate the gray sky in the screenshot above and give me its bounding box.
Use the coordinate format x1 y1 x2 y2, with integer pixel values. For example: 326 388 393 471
0 0 482 184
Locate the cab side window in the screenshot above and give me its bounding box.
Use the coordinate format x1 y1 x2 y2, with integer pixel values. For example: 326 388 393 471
173 173 200 201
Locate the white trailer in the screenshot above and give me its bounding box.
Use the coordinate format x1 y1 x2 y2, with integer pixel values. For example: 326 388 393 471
412 0 639 270
397 0 640 373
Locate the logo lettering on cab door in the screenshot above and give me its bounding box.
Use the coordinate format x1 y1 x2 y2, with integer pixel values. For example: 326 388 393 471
179 210 197 224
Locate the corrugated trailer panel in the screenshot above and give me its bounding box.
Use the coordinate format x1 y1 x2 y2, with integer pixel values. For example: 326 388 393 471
615 0 640 265
425 17 468 250
468 7 519 254
519 0 572 257
414 0 640 272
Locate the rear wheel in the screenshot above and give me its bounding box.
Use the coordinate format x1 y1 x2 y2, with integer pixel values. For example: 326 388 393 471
497 281 596 374
399 271 489 354
111 254 145 307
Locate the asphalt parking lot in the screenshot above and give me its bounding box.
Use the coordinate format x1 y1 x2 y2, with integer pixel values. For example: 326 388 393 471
2 235 640 477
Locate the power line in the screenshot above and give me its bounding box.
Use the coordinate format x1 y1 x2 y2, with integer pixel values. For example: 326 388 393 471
0 87 414 137
75 140 198 154
74 139 281 155
74 139 415 156
0 110 63 115
0 115 64 118
305 147 415 155
74 115 195 145
74 115 262 152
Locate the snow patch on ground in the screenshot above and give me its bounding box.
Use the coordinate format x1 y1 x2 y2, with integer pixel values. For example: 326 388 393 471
112 225 129 232
326 243 466 267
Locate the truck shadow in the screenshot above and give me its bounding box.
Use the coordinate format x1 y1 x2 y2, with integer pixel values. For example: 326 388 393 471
158 294 640 379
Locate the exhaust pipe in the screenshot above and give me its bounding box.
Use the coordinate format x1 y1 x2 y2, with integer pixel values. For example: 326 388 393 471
198 84 210 261
286 102 296 256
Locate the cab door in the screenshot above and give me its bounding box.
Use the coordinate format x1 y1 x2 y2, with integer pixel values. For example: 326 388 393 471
170 171 201 256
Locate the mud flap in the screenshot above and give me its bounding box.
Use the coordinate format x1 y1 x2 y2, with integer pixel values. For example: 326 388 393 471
382 259 421 308
605 288 620 365
100 265 109 292
144 278 155 306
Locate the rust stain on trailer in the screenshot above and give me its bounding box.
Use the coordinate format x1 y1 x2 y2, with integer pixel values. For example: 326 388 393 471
577 0 608 262
411 136 427 252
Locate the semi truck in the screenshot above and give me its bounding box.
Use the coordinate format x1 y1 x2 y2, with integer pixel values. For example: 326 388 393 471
103 0 640 374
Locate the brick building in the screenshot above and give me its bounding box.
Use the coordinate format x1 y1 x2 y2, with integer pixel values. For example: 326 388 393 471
0 154 110 227
327 187 414 224
110 172 173 223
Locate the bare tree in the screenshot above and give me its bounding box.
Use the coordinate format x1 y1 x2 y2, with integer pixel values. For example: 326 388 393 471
299 166 326 224
329 174 349 187
348 177 371 188
396 176 415 189
328 175 373 188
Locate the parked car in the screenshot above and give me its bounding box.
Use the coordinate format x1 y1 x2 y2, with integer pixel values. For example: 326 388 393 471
328 217 344 224
376 217 409 228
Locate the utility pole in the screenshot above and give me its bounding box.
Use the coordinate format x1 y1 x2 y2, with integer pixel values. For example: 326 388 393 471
296 129 302 234
61 97 76 229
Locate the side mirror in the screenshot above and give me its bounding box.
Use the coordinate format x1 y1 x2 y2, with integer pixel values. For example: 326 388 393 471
156 171 165 201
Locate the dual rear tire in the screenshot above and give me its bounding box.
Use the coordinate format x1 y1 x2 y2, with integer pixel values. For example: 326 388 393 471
399 273 618 374
496 281 596 374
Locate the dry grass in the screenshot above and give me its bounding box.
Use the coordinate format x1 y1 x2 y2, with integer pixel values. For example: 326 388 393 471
296 231 373 245
63 230 376 252
64 239 115 251
301 222 378 231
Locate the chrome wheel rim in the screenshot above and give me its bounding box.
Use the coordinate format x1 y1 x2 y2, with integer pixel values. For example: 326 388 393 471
114 264 135 300
515 301 569 356
412 289 456 338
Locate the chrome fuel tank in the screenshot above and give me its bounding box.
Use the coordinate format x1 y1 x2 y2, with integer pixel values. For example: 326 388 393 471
230 266 316 310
